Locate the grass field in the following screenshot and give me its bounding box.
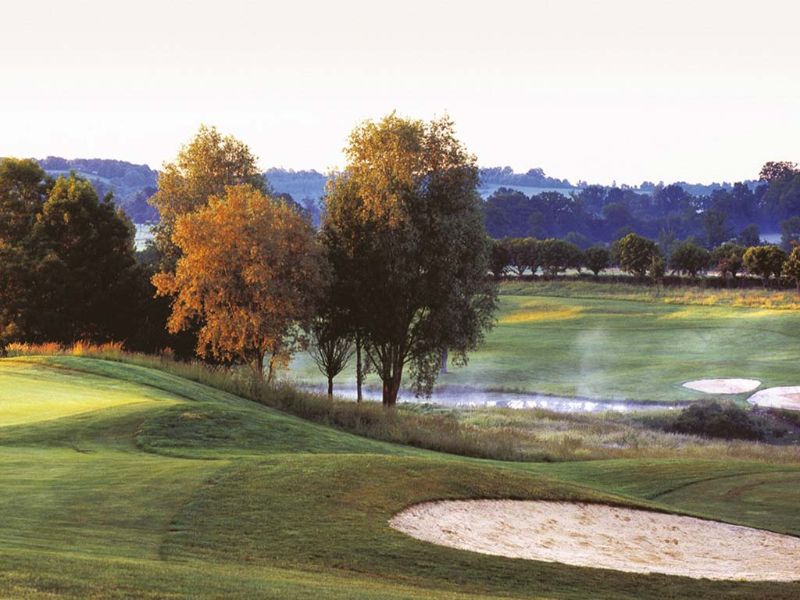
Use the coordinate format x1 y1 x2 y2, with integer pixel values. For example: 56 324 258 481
1 354 799 598
288 280 800 403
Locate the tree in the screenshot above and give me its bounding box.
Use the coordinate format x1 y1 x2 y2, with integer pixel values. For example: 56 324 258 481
780 216 800 250
538 239 582 277
309 316 354 398
737 224 760 247
488 238 510 279
149 125 266 270
743 244 786 287
28 175 142 344
703 209 732 248
712 242 746 281
759 161 798 183
781 245 800 292
506 237 540 277
669 241 711 278
583 246 610 276
323 114 497 406
0 159 51 347
153 184 324 382
614 233 660 279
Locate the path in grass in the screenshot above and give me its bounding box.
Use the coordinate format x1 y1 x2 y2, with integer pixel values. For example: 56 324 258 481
0 356 798 599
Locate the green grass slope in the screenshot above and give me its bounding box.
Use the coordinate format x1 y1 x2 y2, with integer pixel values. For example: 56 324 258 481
0 355 798 599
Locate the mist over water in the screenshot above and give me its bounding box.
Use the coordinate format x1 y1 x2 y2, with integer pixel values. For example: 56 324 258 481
300 385 684 413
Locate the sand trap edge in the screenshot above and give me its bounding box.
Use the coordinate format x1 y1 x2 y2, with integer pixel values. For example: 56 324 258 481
682 378 761 394
389 499 800 581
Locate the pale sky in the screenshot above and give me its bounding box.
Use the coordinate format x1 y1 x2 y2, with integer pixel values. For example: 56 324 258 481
2 0 798 185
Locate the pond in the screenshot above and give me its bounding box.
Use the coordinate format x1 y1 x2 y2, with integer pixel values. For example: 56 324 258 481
301 385 685 413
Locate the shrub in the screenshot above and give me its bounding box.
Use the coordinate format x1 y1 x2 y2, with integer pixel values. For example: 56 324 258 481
669 401 764 440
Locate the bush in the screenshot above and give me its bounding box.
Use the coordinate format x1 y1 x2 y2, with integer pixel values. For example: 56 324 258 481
669 401 764 440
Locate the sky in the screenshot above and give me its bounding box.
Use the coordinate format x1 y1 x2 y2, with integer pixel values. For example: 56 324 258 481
1 0 798 185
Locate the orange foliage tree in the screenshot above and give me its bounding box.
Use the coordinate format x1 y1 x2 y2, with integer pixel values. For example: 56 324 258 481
153 184 324 381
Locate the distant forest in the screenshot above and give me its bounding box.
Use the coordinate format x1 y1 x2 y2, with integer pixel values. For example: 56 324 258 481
35 157 798 247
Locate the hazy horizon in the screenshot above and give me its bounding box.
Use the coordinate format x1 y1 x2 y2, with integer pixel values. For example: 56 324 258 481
3 0 798 186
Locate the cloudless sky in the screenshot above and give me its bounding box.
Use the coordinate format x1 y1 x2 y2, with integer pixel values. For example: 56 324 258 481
2 0 798 185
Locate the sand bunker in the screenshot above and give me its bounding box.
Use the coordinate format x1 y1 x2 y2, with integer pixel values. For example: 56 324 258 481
747 386 800 411
389 500 800 581
682 378 761 394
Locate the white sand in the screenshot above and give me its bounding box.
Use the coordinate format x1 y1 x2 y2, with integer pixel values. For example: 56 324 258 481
747 386 800 410
682 378 761 394
390 500 800 581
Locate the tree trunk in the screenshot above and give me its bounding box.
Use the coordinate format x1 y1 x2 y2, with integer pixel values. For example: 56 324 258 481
440 348 448 374
355 336 363 403
266 352 277 385
327 375 333 399
382 376 401 407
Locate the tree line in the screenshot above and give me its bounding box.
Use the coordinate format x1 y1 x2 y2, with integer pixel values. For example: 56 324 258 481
490 232 800 290
484 161 800 247
1 117 497 407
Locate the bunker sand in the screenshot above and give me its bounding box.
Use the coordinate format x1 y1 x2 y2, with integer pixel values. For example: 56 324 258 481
682 378 761 394
390 500 800 581
748 386 800 410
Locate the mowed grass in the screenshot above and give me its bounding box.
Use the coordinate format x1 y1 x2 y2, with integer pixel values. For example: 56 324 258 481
289 280 800 403
0 355 799 599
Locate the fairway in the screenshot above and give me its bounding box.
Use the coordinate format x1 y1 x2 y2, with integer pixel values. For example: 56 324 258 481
288 284 800 404
0 355 799 599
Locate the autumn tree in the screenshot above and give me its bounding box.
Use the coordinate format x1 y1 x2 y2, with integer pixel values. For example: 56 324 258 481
712 242 746 281
153 185 323 381
149 125 266 269
743 244 786 287
323 114 497 406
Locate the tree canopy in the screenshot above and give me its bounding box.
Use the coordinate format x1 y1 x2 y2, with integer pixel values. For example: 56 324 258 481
323 113 497 406
153 184 323 381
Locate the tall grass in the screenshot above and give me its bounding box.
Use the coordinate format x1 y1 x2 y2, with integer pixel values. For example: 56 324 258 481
7 342 800 463
501 279 800 310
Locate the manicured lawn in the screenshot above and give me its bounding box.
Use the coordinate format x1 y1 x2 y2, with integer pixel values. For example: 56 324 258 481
288 281 800 402
0 355 798 599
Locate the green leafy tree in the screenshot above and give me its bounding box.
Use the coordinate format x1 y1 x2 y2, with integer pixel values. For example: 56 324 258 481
488 238 510 279
149 125 266 270
538 239 582 277
583 246 610 276
760 161 798 183
323 114 497 406
613 233 660 279
743 244 786 287
737 224 760 247
781 245 800 292
779 216 800 250
669 241 711 278
28 175 142 344
506 237 540 277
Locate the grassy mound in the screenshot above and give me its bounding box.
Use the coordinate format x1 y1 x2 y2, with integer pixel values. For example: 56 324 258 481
0 355 798 599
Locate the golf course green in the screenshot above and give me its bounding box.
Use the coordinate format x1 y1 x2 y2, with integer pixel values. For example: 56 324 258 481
289 282 800 404
1 354 799 598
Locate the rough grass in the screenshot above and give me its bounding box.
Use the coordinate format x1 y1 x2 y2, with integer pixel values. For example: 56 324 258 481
8 345 800 464
1 354 799 599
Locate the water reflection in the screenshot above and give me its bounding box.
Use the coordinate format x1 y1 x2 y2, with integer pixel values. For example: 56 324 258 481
301 385 684 413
